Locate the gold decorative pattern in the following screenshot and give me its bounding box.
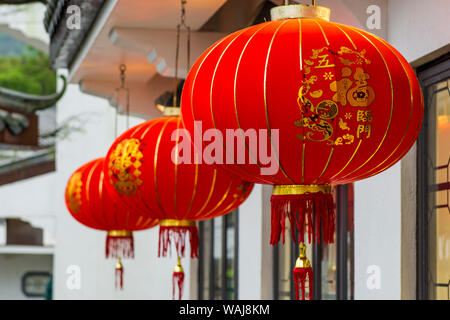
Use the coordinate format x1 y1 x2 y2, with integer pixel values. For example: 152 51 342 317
67 172 83 214
160 219 196 227
295 41 374 147
108 230 132 237
108 138 143 196
233 181 253 201
273 184 331 195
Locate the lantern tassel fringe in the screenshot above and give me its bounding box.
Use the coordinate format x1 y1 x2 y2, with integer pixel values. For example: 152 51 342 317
293 267 313 300
106 235 134 259
159 226 199 258
270 192 335 245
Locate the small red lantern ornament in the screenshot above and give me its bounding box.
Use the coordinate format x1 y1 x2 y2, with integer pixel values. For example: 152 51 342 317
181 3 423 247
65 158 158 289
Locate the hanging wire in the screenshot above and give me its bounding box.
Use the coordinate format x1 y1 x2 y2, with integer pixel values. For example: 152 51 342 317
113 64 130 137
173 0 191 108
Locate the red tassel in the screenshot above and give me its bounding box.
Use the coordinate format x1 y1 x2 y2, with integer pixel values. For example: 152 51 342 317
270 192 335 245
115 258 124 290
158 225 199 258
293 267 313 300
106 234 134 259
173 271 185 300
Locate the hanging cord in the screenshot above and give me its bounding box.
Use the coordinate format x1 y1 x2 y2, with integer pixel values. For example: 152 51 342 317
113 64 130 137
173 0 191 108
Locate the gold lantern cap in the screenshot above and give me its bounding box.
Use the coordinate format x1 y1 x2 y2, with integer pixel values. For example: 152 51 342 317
116 257 123 269
174 257 184 273
295 243 311 268
270 4 331 22
161 106 181 117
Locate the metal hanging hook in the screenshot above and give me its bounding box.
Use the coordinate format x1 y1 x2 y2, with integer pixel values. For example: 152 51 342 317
113 63 130 135
119 64 126 89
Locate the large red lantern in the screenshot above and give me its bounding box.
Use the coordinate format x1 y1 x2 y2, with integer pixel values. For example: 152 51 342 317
65 158 158 289
181 4 423 245
104 113 254 259
104 112 253 299
181 3 423 300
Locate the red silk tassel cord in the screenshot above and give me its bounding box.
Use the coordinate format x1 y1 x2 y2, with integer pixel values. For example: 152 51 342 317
293 267 313 300
173 270 185 300
173 257 185 300
159 225 199 258
270 192 335 245
115 257 124 290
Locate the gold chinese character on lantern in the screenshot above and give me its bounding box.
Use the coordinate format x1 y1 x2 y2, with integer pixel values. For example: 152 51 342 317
357 124 372 139
356 110 373 122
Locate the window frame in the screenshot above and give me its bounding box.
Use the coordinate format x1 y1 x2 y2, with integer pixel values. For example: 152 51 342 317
416 52 450 300
198 209 239 300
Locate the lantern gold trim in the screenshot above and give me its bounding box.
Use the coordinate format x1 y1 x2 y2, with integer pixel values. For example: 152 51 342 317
270 4 331 21
108 230 132 237
272 184 331 195
159 219 196 227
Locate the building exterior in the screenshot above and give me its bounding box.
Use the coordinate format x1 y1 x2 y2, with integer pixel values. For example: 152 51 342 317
0 0 448 300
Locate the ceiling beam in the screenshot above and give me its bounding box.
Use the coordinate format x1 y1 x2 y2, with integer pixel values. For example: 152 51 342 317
109 27 226 78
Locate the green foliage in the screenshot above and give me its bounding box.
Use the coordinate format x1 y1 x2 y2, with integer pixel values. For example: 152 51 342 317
0 46 56 95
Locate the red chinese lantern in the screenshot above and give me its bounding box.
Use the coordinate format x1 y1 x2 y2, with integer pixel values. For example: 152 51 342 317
65 158 158 289
103 112 254 298
181 3 423 299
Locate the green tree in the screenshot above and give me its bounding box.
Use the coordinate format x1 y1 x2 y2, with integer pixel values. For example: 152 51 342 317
0 46 56 95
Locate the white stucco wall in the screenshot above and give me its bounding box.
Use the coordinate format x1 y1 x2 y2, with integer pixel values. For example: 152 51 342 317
387 0 450 63
238 184 263 299
354 164 401 299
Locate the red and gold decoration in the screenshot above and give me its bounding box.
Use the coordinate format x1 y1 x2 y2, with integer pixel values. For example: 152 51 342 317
104 113 254 259
172 257 185 300
65 158 158 289
293 244 313 300
181 2 423 299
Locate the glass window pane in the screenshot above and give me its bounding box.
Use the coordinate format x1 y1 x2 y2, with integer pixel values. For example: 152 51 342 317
427 79 450 300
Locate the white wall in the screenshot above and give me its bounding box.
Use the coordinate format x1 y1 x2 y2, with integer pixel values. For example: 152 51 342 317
354 163 401 299
238 184 263 299
387 0 450 63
